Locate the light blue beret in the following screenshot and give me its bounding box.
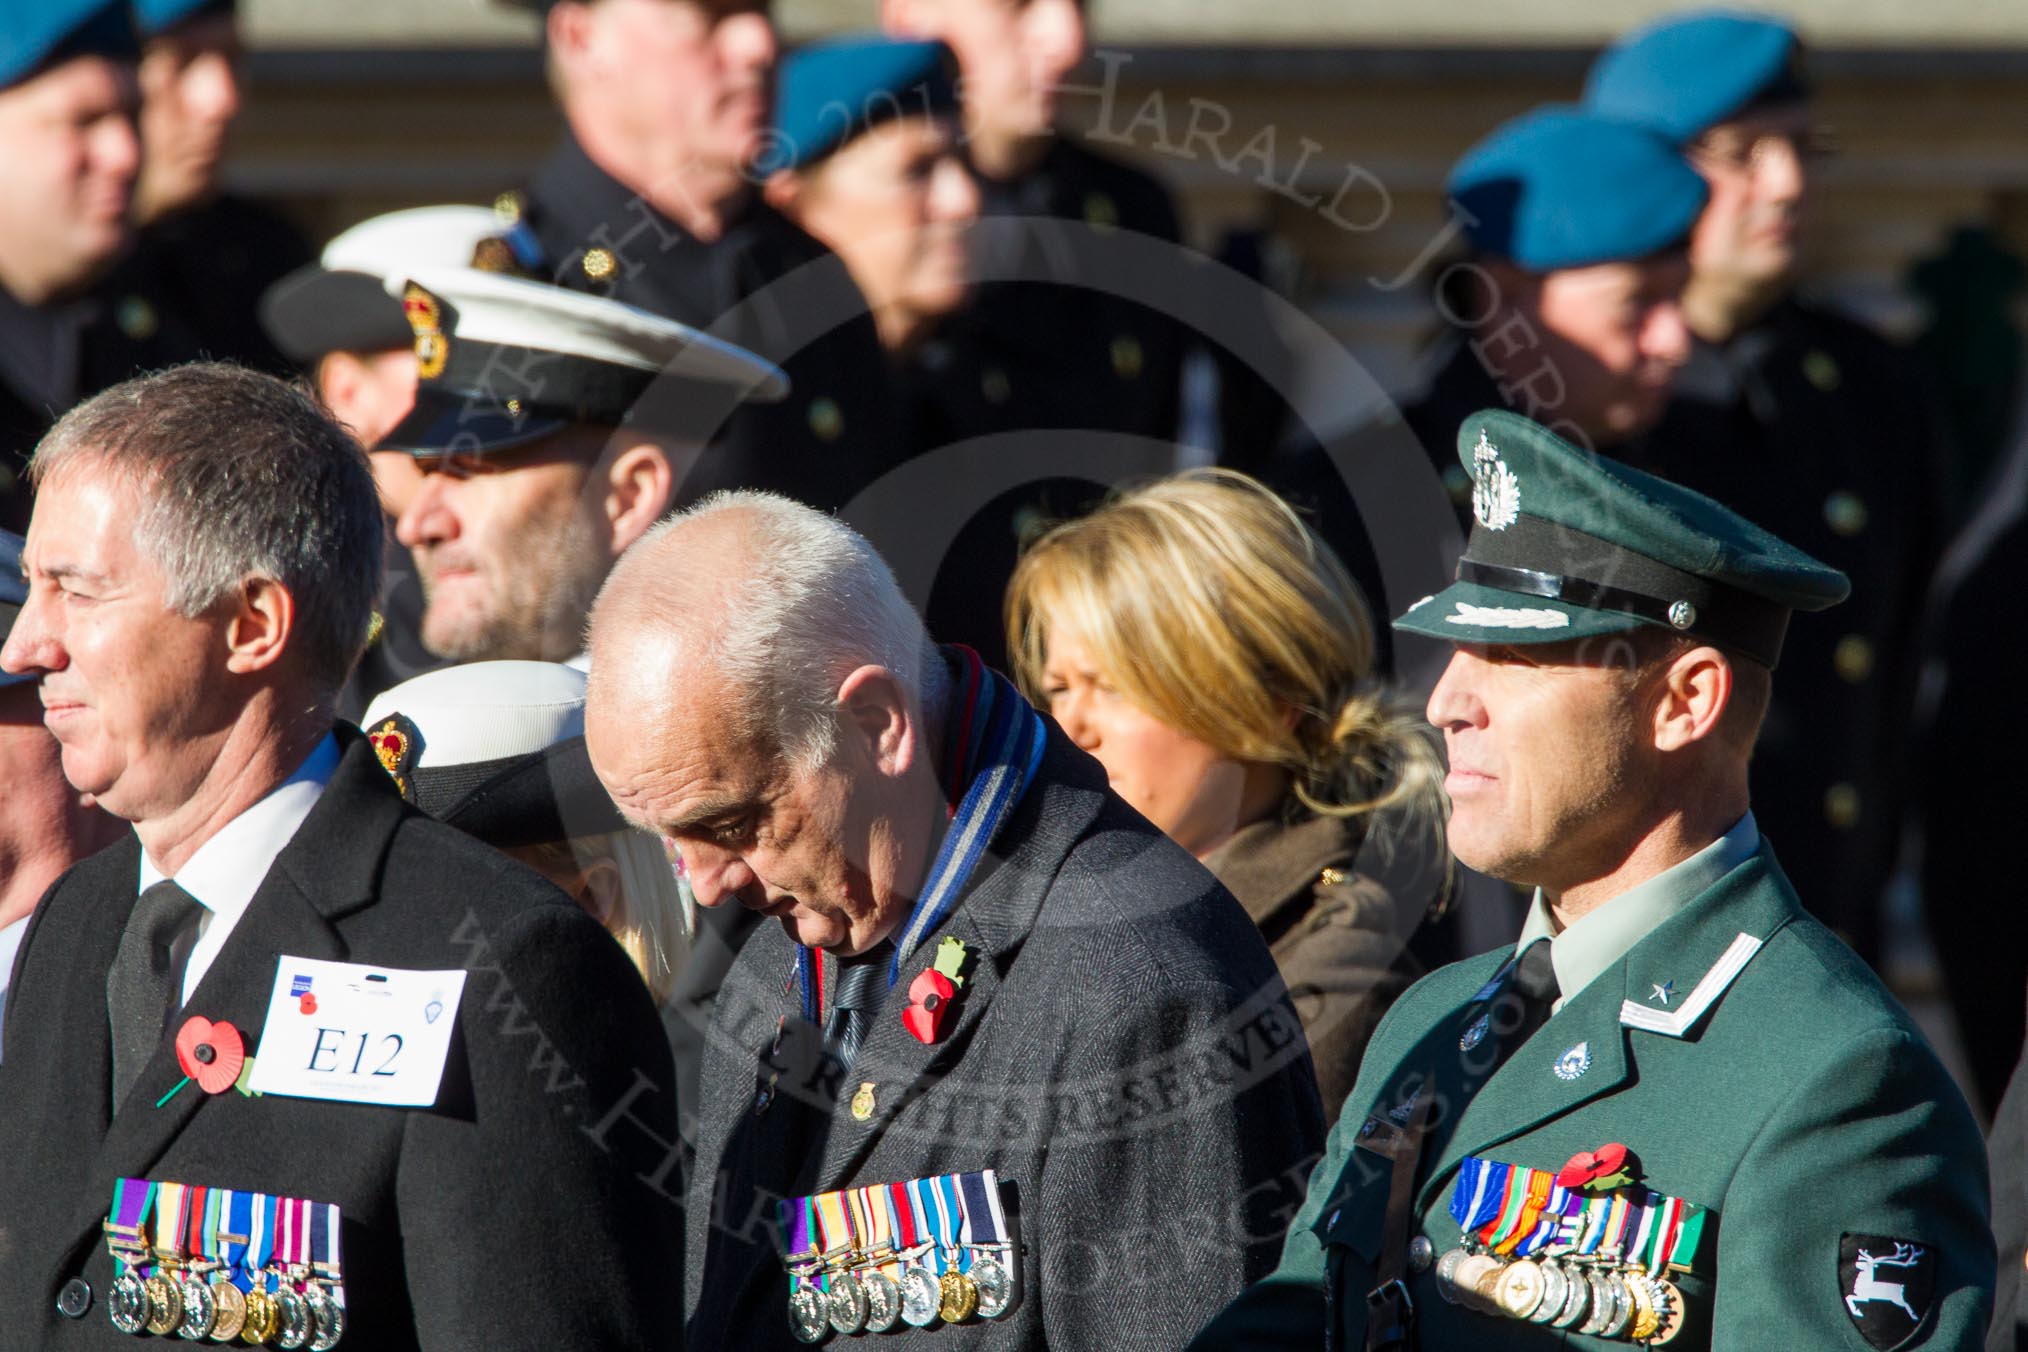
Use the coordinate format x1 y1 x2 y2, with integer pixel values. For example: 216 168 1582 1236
760 34 958 177
1448 106 1709 271
1585 10 1805 144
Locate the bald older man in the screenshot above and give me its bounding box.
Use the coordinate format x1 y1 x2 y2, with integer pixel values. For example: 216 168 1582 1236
584 491 1324 1350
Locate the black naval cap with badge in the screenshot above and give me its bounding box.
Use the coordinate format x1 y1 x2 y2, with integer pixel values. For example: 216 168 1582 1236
379 265 790 459
1396 408 1850 668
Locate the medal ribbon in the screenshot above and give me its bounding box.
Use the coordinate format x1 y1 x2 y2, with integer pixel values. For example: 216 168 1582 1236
1493 1169 1553 1255
910 1178 949 1275
1622 1193 1657 1267
958 1170 1007 1249
852 1185 895 1278
932 1174 972 1274
154 1181 192 1265
106 1178 157 1277
1668 1206 1707 1271
885 1181 922 1255
200 1186 226 1274
1644 1195 1683 1273
815 1189 855 1265
240 1193 272 1293
1517 1183 1571 1256
1476 1166 1527 1247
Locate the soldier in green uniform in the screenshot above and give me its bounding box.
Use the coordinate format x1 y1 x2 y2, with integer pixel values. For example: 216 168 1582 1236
1190 409 1993 1351
1585 10 1948 970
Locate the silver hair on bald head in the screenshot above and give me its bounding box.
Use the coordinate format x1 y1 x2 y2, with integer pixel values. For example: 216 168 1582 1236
599 490 946 772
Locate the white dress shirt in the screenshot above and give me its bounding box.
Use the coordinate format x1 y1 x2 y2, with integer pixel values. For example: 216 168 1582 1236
137 733 342 1005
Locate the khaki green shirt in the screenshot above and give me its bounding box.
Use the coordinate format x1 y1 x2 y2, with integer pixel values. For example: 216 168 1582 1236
1515 813 1759 1013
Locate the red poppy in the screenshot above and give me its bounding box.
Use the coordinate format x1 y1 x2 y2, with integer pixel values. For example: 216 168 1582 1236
1556 1141 1631 1190
902 968 957 1044
174 1017 246 1095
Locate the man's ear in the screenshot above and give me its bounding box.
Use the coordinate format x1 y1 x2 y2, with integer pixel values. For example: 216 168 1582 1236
547 0 597 68
837 665 916 778
1652 645 1732 753
761 169 802 215
222 577 297 676
602 440 676 555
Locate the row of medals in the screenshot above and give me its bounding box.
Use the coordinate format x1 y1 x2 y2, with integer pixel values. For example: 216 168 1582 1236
788 1245 1014 1342
1435 1245 1685 1344
106 1264 342 1348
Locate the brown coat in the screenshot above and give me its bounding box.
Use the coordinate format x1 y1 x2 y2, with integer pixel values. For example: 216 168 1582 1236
1202 809 1424 1123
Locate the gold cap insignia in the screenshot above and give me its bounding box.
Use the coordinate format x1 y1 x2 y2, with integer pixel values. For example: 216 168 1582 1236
402 283 450 381
367 712 426 803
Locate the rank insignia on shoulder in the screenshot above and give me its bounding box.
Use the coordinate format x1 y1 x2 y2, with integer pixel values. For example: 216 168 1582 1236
1839 1234 1935 1350
367 712 425 804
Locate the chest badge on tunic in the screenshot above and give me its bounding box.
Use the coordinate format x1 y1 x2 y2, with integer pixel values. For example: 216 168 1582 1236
1553 1041 1592 1081
1460 1011 1491 1051
851 1081 877 1121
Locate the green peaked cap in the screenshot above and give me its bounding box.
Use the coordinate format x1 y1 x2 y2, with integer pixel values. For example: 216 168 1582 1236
1393 409 1849 667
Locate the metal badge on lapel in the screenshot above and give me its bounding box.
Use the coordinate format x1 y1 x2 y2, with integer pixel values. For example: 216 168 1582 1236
1553 1041 1592 1081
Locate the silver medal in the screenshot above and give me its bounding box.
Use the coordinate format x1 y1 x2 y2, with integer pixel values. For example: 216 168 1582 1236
787 1285 829 1343
175 1276 216 1340
971 1252 1014 1319
900 1266 941 1327
825 1272 868 1335
305 1284 344 1350
273 1287 313 1349
1529 1260 1570 1324
108 1271 150 1335
862 1269 903 1332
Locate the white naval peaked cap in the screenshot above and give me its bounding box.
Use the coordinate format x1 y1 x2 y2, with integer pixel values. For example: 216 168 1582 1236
362 660 587 769
360 661 629 846
392 264 791 400
321 205 504 277
260 205 507 364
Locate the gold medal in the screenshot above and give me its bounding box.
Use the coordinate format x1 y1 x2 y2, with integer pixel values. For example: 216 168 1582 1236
239 1288 279 1345
937 1271 978 1323
1496 1258 1547 1319
209 1279 248 1341
145 1275 185 1335
1627 1273 1660 1341
1453 1254 1504 1315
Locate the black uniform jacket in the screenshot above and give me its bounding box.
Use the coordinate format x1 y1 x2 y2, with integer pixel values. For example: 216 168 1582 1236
0 728 684 1350
684 725 1327 1350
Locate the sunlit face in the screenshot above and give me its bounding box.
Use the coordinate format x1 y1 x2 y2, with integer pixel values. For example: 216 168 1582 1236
588 682 916 955
1039 621 1251 855
0 471 238 822
1686 103 1814 300
782 116 978 346
910 0 1085 153
575 0 777 173
0 55 140 301
136 12 242 216
1521 254 1693 442
1424 641 1655 892
393 438 609 663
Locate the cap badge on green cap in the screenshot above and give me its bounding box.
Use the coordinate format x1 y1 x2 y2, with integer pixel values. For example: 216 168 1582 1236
1471 430 1521 532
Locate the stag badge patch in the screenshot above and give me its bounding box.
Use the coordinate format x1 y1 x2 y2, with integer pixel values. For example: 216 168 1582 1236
1839 1234 1935 1349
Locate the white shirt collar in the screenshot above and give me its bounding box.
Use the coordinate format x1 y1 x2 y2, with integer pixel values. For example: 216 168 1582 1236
138 733 343 1003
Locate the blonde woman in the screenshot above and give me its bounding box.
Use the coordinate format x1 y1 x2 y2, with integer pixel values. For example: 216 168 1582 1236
1007 469 1450 1118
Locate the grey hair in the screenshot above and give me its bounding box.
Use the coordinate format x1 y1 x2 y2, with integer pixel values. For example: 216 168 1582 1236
31 363 383 697
612 490 945 771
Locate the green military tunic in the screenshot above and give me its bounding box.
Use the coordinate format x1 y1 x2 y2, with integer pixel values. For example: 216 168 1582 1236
1191 820 1993 1349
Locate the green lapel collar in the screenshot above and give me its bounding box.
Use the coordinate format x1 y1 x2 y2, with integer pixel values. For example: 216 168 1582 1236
1418 843 1798 1207
1614 843 1797 1039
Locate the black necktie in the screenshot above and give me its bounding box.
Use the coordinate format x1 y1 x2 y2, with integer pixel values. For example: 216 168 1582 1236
825 953 887 1073
1507 936 1561 1053
107 880 203 1104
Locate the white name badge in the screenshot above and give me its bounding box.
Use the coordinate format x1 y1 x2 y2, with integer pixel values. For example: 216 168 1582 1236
247 957 467 1107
